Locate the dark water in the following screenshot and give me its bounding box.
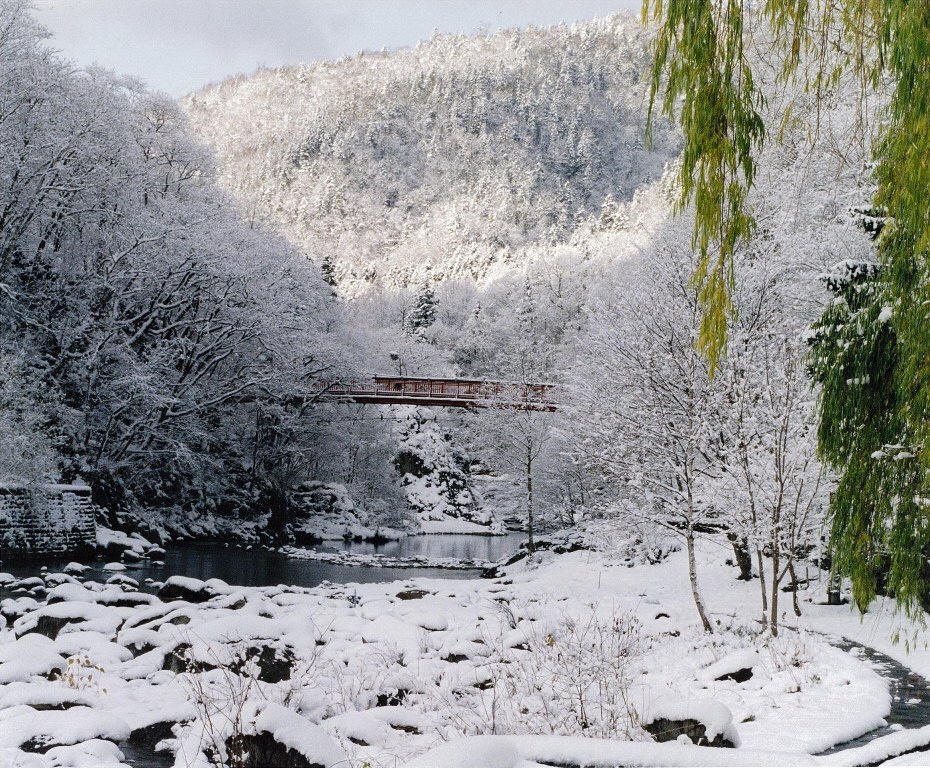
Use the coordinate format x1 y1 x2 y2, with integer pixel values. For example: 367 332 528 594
4 534 525 589
117 742 173 768
819 638 930 757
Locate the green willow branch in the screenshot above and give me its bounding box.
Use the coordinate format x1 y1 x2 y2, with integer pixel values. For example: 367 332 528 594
645 0 930 618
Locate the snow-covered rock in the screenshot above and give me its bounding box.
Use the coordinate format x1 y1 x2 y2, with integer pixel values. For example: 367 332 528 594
641 696 741 748
157 575 215 603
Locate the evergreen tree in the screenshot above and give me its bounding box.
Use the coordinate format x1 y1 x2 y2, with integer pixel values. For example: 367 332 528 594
319 254 338 288
405 281 438 339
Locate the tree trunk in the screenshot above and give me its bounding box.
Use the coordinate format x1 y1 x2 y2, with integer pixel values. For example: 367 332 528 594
687 532 713 633
788 560 802 617
526 441 535 553
728 533 753 580
770 547 780 636
757 547 768 617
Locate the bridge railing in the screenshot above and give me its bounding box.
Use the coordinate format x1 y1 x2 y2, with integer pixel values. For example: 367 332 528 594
314 376 558 410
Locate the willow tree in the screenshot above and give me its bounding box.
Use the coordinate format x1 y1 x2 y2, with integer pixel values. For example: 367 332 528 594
644 0 930 618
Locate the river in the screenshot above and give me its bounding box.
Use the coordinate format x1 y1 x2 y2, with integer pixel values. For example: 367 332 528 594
4 533 527 589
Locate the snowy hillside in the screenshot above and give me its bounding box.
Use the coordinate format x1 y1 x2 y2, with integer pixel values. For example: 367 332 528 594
182 15 681 293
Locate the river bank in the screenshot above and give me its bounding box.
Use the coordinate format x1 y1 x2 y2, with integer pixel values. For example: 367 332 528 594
3 543 930 767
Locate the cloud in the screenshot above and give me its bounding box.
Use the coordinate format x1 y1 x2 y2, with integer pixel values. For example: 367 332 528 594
33 0 637 96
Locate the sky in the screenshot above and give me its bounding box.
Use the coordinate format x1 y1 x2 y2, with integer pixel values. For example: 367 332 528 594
33 1 641 98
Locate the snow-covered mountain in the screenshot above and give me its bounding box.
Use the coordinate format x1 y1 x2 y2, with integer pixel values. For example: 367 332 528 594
182 15 680 294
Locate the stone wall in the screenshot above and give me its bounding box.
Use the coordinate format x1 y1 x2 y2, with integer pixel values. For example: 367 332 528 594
0 484 96 563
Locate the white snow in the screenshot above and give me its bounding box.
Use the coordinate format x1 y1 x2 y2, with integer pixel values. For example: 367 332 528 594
406 734 819 767
0 634 66 684
95 527 156 555
1 541 928 767
698 649 760 681
160 575 207 592
0 705 131 748
247 701 347 767
281 545 492 570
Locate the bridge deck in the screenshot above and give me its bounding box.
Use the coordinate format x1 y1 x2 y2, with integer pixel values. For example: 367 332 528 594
317 376 558 411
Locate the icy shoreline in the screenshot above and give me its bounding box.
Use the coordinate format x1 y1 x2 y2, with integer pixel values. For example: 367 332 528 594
278 545 492 571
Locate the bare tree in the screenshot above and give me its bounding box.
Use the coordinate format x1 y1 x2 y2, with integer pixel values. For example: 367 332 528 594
573 233 722 632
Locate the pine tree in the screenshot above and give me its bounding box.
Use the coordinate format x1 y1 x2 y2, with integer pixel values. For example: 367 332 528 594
319 254 337 288
405 282 438 339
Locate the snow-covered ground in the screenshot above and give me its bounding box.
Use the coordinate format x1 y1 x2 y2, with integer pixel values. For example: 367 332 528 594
1 540 928 767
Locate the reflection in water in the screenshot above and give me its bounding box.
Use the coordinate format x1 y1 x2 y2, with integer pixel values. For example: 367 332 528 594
318 532 526 561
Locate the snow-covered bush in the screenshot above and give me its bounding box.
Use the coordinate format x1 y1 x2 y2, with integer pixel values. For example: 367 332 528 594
285 481 400 542
178 638 324 767
51 655 107 694
582 513 680 566
442 603 642 739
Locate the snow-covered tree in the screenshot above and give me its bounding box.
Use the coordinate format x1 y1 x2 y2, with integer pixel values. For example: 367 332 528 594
646 0 930 618
404 281 438 340
572 231 722 632
719 326 827 635
0 350 59 484
0 1 360 528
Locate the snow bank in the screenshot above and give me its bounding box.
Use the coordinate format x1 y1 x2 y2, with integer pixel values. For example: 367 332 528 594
281 544 491 570
406 735 817 767
420 517 497 534
406 736 522 768
822 725 930 766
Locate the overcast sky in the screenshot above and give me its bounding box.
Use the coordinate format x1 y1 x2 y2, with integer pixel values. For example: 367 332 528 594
33 1 640 98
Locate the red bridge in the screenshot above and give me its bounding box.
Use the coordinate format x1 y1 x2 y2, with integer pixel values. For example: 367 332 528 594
316 376 558 411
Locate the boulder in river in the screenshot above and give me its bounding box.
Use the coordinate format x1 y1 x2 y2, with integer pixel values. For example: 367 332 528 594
157 576 215 603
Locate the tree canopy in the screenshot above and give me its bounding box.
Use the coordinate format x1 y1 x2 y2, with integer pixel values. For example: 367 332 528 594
645 0 930 617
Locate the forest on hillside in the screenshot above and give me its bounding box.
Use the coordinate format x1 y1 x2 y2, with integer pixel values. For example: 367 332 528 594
180 9 878 599
182 16 682 293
